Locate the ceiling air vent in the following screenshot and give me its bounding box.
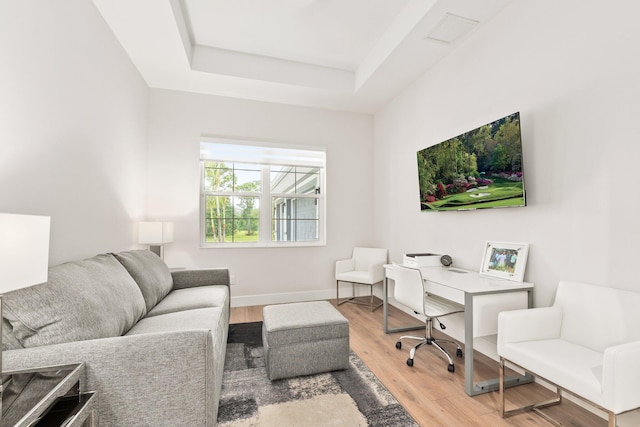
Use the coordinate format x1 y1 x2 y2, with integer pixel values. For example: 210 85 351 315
424 13 479 44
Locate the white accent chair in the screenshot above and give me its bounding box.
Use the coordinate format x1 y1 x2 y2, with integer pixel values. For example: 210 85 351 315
392 265 464 372
498 280 640 427
335 247 387 311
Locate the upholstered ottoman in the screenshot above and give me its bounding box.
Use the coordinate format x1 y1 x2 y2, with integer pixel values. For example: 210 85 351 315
262 301 350 380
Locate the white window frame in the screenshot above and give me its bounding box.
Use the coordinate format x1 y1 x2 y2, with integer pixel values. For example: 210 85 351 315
200 138 326 248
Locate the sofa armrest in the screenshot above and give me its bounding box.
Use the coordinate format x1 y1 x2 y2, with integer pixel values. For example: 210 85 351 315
335 259 355 278
3 330 217 427
172 268 230 290
497 307 563 354
603 340 640 414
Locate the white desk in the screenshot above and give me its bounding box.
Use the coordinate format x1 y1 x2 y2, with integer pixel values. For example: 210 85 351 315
383 264 534 396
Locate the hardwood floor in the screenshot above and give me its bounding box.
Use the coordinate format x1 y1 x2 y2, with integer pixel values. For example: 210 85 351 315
230 300 607 427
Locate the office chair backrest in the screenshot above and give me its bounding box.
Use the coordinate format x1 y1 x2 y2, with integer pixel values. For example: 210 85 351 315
352 247 387 271
393 265 425 315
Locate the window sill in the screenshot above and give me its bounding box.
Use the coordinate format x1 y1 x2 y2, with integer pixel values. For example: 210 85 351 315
200 241 326 249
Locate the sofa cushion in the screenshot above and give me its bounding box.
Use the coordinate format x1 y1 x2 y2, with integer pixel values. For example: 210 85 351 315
146 286 229 317
126 307 225 336
2 254 146 349
114 250 173 313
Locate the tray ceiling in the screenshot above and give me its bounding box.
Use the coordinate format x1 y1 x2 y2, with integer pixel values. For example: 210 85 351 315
93 0 511 113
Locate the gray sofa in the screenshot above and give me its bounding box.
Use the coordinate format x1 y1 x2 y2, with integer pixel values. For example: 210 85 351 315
2 250 230 426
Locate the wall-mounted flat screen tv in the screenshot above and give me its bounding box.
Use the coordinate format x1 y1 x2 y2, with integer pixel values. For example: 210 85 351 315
417 112 525 211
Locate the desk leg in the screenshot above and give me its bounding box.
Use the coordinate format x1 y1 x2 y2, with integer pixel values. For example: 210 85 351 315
464 292 475 396
383 276 424 334
465 289 534 396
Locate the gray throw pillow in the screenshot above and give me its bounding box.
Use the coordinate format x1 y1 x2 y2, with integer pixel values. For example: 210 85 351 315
2 318 23 350
2 254 147 349
113 250 174 312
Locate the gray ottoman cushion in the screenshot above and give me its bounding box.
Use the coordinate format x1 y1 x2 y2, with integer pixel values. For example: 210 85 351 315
262 301 349 380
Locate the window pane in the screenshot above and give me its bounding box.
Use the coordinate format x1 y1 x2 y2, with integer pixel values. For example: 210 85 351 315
293 198 318 219
272 197 319 219
203 162 233 192
232 196 259 242
292 220 319 241
204 162 261 193
271 197 318 242
295 168 320 195
233 163 261 192
272 219 318 242
271 166 319 195
271 168 295 194
204 196 233 242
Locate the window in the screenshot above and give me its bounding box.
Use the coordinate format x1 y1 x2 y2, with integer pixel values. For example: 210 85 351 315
200 140 325 247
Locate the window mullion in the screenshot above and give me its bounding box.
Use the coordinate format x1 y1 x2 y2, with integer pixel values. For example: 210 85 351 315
260 166 271 244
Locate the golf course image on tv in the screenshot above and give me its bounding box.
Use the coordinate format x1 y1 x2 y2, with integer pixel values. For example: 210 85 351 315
417 112 526 212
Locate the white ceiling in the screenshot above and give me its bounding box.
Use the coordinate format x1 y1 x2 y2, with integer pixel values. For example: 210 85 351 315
93 0 512 114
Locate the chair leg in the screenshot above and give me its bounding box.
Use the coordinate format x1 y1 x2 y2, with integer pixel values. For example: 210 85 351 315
398 335 424 342
500 357 562 421
337 281 382 310
396 319 459 372
369 283 383 311
336 280 355 306
426 319 457 372
395 334 425 367
409 341 427 359
431 340 454 366
500 357 507 417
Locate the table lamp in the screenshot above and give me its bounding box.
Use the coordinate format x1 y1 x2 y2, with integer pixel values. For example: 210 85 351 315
138 221 173 260
0 213 51 418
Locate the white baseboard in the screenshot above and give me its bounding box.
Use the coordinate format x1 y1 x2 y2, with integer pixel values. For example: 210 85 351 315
231 283 381 307
230 289 336 307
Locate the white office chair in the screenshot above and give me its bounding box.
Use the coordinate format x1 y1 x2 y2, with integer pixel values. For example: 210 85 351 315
335 247 387 311
393 265 464 372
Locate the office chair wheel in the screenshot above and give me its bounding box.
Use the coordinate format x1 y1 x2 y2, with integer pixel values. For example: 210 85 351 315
448 364 455 373
406 358 414 367
456 348 463 358
396 341 402 349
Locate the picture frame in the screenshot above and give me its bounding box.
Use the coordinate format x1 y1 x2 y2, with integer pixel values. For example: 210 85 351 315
479 241 529 282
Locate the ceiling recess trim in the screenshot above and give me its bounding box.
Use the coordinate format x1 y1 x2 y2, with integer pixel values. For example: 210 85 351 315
171 0 355 92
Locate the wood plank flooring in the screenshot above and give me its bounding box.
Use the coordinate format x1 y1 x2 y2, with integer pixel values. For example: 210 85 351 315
230 300 607 427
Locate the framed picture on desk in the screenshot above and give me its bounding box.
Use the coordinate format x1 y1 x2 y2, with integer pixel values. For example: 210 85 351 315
480 241 529 282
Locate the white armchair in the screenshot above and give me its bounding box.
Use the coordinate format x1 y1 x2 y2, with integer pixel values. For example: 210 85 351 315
497 280 640 427
335 247 387 311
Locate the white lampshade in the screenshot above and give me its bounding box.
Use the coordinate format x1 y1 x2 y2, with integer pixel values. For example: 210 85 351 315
0 213 51 293
138 221 174 245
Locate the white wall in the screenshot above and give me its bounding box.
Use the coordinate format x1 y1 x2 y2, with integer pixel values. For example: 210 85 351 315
374 0 640 308
6 0 636 310
146 89 373 305
0 1 149 265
